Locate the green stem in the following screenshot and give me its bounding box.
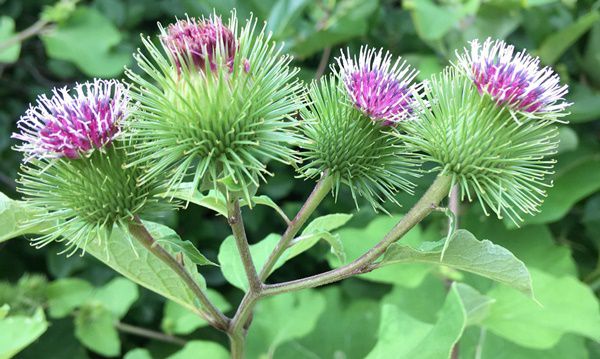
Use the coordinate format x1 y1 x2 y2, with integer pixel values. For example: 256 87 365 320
259 172 334 281
262 174 453 296
127 216 230 331
226 198 262 293
115 321 187 346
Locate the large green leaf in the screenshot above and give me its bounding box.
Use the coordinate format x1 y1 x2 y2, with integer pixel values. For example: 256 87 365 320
366 282 491 359
537 10 600 64
380 229 534 297
91 278 139 319
167 341 229 359
74 305 120 357
161 290 231 335
246 290 326 357
291 0 379 58
46 278 94 318
84 222 206 316
0 308 48 359
41 7 130 76
0 193 52 243
463 214 576 276
483 268 600 349
218 233 285 291
0 16 20 63
276 287 380 359
329 215 432 288
287 213 351 262
518 152 600 226
459 329 590 359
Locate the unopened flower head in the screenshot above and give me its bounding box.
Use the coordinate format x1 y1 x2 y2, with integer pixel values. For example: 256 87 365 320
456 38 570 119
161 15 237 72
336 46 419 125
13 79 128 161
127 12 301 202
298 75 420 211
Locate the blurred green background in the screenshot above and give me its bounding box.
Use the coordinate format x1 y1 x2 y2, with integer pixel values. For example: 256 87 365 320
1 0 600 358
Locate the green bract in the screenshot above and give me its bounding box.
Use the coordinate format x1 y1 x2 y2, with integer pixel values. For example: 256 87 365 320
298 75 420 210
401 68 559 224
125 13 302 201
17 144 168 255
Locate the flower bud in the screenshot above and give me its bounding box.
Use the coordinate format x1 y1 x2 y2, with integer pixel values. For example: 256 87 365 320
13 80 167 255
298 70 420 211
401 65 566 224
126 12 302 201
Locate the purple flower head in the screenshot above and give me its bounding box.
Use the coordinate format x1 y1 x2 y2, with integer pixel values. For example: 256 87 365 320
456 38 570 117
162 16 237 72
13 79 128 160
336 46 420 125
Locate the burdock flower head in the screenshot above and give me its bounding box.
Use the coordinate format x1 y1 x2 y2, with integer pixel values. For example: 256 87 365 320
161 15 237 72
456 38 570 120
126 12 301 202
297 46 421 211
13 80 126 160
14 79 167 254
336 46 420 125
401 38 572 223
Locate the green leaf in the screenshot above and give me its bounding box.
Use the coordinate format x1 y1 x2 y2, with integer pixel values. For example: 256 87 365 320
459 330 590 359
246 290 326 357
124 348 153 359
46 278 94 318
329 215 432 288
557 126 578 154
156 234 217 267
382 273 448 323
276 287 380 359
537 10 600 64
161 290 231 335
84 221 207 317
463 214 576 277
566 83 600 123
240 195 290 223
519 152 600 225
287 213 352 261
381 229 534 298
170 184 227 216
167 340 229 359
74 306 120 357
0 305 8 320
41 7 130 76
366 282 489 359
0 16 20 63
483 268 600 349
218 233 285 291
91 278 138 318
407 0 479 42
0 192 53 243
0 308 48 359
291 0 379 58
267 0 311 37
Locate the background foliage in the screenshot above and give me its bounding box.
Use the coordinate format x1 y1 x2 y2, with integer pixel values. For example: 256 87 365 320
1 0 600 358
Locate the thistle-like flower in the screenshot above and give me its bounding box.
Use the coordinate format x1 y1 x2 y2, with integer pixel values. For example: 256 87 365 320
13 80 167 255
401 67 566 224
456 38 570 120
298 72 420 211
126 12 301 201
13 79 127 160
336 46 420 125
162 15 237 71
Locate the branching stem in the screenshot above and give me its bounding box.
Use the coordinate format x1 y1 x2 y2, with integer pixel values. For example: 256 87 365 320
127 216 230 331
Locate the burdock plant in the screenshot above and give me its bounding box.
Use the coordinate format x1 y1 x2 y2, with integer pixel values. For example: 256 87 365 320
3 9 573 358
